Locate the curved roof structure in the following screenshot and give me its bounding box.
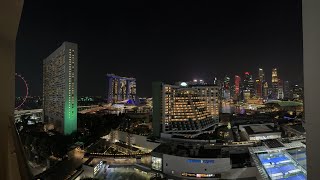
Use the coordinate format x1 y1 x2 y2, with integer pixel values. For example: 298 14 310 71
266 100 303 107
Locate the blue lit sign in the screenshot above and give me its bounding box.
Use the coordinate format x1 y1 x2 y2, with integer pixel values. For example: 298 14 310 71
203 160 214 163
188 159 201 163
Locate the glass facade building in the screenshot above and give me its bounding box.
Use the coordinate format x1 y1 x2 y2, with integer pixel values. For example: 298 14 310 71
272 68 279 99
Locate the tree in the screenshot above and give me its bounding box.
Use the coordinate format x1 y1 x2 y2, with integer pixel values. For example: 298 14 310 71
38 138 51 159
24 134 33 146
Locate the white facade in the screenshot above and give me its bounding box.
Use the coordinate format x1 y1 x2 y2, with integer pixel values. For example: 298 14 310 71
239 124 281 141
161 84 219 134
151 153 260 179
109 130 160 151
43 42 78 135
247 132 281 141
14 109 43 122
81 160 103 178
151 154 238 179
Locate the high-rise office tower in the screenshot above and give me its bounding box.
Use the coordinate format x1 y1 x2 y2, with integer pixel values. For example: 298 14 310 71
271 68 279 99
263 82 269 99
255 79 262 98
223 76 231 100
230 85 235 100
293 84 304 101
213 77 219 85
243 89 251 102
277 79 284 99
223 76 230 89
152 82 219 137
258 68 265 82
243 72 250 90
107 74 136 103
43 42 78 135
243 72 250 100
248 78 255 97
243 72 255 97
257 68 264 98
234 75 241 99
284 81 291 99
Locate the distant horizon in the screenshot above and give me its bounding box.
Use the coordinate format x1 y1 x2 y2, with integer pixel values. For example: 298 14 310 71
15 67 304 98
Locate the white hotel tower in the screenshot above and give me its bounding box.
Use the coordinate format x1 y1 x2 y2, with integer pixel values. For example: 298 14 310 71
43 42 78 135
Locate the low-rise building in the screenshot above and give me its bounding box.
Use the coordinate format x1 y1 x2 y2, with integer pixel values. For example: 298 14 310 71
239 123 281 141
263 100 303 113
81 157 104 178
105 130 160 152
151 143 258 179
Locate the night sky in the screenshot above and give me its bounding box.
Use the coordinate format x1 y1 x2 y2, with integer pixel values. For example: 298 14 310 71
16 0 303 97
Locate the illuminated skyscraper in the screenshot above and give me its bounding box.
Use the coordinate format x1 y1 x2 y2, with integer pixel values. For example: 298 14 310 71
243 72 255 97
223 76 231 100
107 74 136 103
234 75 241 99
258 68 265 82
284 81 291 99
293 84 304 101
256 68 264 98
255 79 262 98
152 82 219 137
243 72 250 89
223 76 230 89
43 42 78 135
263 82 269 99
213 77 218 85
243 89 251 102
278 79 284 99
271 68 278 83
271 68 279 99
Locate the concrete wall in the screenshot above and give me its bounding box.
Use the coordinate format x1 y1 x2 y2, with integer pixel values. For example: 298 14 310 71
115 130 160 151
302 0 320 179
0 0 26 179
162 154 231 178
248 132 281 141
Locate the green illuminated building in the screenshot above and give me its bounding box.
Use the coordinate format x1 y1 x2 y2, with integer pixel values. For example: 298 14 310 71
43 42 78 135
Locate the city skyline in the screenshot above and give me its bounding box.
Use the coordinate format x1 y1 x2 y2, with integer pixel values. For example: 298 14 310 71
16 0 303 97
4 0 313 179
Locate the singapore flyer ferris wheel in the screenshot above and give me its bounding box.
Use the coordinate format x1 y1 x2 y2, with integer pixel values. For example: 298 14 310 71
15 73 29 109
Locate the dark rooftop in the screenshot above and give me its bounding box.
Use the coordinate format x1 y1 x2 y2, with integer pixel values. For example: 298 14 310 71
263 139 285 148
290 124 306 133
152 143 227 158
115 142 139 151
243 124 279 135
84 157 94 166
